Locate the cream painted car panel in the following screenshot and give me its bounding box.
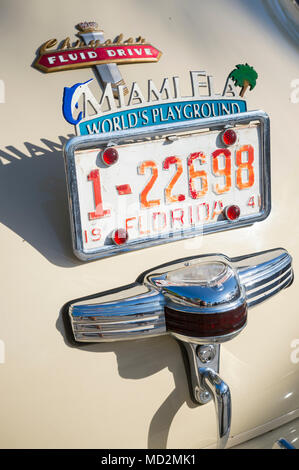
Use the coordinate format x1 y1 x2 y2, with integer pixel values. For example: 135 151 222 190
232 416 299 449
0 0 298 448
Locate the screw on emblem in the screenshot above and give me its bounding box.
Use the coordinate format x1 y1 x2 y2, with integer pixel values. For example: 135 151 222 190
197 345 216 363
198 390 211 404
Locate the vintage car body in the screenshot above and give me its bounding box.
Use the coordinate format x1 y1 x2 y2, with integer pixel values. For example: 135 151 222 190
0 0 298 449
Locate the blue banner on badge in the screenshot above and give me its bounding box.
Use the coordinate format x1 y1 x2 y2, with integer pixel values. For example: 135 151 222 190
77 98 247 135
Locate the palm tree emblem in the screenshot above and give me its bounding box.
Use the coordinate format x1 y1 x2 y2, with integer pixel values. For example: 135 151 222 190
229 63 258 97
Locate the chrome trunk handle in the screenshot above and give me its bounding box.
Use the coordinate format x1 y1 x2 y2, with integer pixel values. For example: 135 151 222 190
200 368 231 449
183 342 231 449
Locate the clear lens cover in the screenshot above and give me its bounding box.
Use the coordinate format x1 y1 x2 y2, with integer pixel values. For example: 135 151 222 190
166 262 229 286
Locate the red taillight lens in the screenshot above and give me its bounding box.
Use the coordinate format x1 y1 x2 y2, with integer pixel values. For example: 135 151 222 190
112 228 128 245
102 147 119 166
165 304 247 338
225 205 240 221
222 129 237 146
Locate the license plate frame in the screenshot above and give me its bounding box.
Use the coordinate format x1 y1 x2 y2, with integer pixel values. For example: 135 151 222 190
64 110 271 261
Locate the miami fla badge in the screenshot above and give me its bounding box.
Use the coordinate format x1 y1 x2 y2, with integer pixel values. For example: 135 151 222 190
62 65 258 136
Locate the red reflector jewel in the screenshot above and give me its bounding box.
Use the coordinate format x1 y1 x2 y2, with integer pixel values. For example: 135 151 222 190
222 129 237 146
102 147 119 166
112 228 129 245
225 205 241 221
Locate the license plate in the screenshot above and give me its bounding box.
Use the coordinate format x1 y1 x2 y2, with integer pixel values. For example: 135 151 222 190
64 112 270 260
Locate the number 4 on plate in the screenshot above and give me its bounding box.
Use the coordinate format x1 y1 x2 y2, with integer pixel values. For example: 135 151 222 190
248 196 255 208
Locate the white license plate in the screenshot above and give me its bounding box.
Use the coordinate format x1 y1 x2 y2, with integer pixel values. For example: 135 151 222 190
64 113 270 260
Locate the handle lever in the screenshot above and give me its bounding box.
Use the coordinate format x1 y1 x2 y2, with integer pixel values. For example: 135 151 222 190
182 342 231 449
200 367 231 449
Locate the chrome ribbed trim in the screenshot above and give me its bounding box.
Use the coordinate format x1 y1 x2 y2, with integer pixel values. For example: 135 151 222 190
69 286 166 342
237 250 293 308
67 248 293 342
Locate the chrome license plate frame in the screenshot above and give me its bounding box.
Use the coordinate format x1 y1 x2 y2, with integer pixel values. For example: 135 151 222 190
64 110 271 261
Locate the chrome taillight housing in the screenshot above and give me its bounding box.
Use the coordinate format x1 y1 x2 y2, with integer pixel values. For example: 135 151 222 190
148 261 247 343
68 248 293 344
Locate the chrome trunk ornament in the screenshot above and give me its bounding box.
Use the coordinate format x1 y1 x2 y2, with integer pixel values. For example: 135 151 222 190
66 248 293 448
76 22 129 97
